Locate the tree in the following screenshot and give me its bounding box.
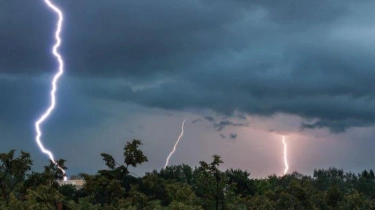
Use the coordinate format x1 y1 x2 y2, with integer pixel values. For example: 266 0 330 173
338 189 375 209
23 159 67 193
313 168 345 191
124 139 148 168
325 184 343 208
225 169 255 197
4 141 375 209
81 139 148 207
356 169 375 198
23 185 65 210
165 181 196 205
158 164 194 185
242 195 275 210
0 150 32 203
194 155 229 210
58 184 77 201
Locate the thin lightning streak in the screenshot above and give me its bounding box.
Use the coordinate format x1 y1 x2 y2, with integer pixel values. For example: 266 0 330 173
282 136 289 175
35 0 66 181
164 119 186 169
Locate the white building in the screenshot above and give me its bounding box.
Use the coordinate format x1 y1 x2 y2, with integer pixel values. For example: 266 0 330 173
57 180 85 189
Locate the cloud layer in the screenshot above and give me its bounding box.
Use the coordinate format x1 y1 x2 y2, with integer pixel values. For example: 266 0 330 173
2 0 375 132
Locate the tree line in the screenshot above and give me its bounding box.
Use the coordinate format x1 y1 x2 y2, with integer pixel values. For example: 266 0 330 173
1 139 375 209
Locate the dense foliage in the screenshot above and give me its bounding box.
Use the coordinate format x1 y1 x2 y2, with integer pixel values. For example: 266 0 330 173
1 140 375 209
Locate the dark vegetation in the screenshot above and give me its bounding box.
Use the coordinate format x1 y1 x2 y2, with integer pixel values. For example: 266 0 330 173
1 139 375 209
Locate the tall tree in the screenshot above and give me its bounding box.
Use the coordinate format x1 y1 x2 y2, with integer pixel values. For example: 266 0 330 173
81 139 148 207
194 155 230 210
0 150 32 203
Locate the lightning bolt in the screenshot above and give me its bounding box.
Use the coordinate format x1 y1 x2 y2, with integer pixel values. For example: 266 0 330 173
282 136 289 175
164 119 186 168
34 0 66 181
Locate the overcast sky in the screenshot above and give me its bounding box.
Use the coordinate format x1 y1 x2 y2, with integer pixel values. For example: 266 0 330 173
1 0 375 178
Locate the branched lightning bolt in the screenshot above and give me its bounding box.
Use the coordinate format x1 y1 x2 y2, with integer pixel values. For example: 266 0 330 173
282 136 289 175
164 119 186 168
34 0 66 180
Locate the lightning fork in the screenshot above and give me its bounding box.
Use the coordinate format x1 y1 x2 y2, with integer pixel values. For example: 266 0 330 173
282 136 289 175
34 0 66 180
164 119 186 168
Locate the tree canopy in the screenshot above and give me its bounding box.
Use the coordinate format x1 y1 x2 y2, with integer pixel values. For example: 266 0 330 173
1 139 375 209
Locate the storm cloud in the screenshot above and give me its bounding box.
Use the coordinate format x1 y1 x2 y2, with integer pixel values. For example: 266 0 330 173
2 0 375 132
229 133 238 140
214 120 249 131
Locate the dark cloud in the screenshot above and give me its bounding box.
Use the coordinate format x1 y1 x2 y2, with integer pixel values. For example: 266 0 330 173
238 115 247 120
3 0 375 179
0 76 106 130
0 0 351 76
191 119 202 124
2 0 375 132
301 119 374 134
229 133 237 139
204 116 215 122
255 0 350 25
0 0 249 78
0 1 55 73
213 120 249 131
0 77 45 125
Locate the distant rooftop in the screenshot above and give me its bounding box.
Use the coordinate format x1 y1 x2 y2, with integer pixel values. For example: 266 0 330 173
57 179 84 189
